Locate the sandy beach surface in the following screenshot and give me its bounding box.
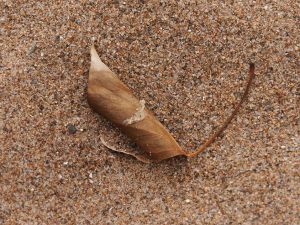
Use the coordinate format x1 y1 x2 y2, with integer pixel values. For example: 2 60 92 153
1 1 299 224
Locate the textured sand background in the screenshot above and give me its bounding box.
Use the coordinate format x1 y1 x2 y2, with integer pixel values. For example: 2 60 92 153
1 0 299 224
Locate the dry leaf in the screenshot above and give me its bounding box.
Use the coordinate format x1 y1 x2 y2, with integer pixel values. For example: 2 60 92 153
87 46 255 162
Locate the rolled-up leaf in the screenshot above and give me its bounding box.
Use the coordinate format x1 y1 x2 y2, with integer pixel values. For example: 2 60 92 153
87 46 255 162
88 46 187 161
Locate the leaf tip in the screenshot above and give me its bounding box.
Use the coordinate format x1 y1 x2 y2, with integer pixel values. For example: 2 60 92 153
90 45 111 73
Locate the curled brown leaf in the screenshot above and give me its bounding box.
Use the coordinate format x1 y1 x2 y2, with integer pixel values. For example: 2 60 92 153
87 46 255 162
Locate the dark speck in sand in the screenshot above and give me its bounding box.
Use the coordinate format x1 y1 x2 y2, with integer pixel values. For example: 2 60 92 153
66 124 77 134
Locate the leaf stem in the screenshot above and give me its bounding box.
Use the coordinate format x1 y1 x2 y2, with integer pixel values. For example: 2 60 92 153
187 63 255 158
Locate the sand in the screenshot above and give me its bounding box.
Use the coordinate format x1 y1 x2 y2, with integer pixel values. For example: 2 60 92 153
1 1 299 224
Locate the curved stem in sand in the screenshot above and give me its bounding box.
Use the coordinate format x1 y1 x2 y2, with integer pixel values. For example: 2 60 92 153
187 63 255 158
